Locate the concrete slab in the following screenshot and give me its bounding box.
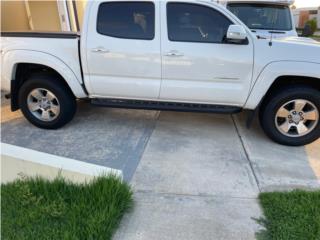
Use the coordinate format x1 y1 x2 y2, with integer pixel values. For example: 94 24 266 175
1 97 158 181
132 112 259 198
234 111 320 191
113 192 262 240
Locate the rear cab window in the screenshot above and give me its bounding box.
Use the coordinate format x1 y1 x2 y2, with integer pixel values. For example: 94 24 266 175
97 2 155 40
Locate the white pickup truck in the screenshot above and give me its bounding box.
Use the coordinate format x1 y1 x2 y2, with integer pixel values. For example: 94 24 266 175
1 0 320 146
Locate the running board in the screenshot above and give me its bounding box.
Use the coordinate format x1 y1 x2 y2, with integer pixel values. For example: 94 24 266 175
91 99 242 114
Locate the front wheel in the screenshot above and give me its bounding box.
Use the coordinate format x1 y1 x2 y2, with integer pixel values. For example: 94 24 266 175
18 74 77 129
260 86 320 146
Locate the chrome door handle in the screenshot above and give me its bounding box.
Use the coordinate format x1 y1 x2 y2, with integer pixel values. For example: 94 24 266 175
164 51 184 57
91 47 110 53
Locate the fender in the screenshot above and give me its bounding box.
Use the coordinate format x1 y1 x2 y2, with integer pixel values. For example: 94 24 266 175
245 61 320 109
2 50 87 98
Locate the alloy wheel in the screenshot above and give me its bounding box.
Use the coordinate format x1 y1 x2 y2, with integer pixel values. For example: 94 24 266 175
275 99 319 138
27 88 60 122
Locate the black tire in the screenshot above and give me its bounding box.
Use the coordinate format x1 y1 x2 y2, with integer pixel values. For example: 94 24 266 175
18 74 77 129
259 86 320 146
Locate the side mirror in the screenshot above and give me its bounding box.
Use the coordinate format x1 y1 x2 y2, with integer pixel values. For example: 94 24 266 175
226 25 248 44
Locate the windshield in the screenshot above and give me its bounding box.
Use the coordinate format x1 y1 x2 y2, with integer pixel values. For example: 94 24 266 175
227 3 292 31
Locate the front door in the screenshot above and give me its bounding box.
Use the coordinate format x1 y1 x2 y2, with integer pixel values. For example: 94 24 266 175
85 1 161 100
160 1 254 106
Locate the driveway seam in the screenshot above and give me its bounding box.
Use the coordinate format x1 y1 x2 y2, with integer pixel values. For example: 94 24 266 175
135 189 258 200
231 114 262 193
126 111 161 182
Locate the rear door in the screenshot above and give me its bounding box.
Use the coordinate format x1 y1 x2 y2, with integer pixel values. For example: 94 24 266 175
85 1 161 100
160 1 254 106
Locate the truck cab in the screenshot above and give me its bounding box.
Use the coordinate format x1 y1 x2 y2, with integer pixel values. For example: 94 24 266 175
217 0 297 38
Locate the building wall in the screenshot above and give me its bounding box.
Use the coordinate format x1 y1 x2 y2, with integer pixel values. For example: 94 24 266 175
293 7 320 29
75 1 87 29
1 0 65 32
1 0 86 32
299 11 310 28
1 1 30 31
66 0 87 31
293 11 300 28
27 1 61 31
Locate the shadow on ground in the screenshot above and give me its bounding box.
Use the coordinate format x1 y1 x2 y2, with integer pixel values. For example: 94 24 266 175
1 97 159 181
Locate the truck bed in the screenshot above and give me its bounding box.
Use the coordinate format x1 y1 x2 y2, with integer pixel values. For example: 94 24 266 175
1 31 83 93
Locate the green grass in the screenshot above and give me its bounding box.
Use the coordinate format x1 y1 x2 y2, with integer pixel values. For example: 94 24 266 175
312 36 320 42
259 190 320 240
1 174 133 240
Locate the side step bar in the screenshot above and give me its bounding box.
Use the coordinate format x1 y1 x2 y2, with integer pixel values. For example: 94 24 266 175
91 98 242 114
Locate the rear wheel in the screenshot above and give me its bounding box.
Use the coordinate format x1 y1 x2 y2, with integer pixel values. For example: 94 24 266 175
18 74 77 129
260 86 320 146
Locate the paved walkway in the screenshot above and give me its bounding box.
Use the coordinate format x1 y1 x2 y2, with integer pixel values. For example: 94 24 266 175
1 97 319 239
114 112 319 240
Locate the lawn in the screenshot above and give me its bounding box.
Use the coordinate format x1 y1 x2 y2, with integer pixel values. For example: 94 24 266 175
314 38 320 42
312 35 320 42
259 190 320 240
1 175 133 240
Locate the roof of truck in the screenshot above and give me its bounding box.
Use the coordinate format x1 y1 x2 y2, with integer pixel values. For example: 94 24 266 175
210 0 295 5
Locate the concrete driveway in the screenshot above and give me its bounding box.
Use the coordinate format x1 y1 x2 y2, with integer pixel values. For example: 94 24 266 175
1 95 320 239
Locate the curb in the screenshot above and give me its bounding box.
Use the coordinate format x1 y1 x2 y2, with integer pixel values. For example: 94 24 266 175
1 143 122 184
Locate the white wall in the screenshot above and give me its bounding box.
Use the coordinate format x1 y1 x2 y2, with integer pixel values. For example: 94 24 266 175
293 11 300 28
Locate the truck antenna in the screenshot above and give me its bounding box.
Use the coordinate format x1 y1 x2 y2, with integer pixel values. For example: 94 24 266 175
269 31 273 46
269 10 276 47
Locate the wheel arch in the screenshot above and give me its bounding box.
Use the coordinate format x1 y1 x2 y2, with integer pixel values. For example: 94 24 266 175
3 50 87 111
260 75 320 108
245 61 320 109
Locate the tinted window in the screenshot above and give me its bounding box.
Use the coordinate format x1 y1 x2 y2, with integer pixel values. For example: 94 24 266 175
227 3 292 31
167 3 232 43
97 2 155 40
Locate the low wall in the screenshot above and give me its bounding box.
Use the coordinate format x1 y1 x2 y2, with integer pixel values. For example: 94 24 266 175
1 143 122 184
